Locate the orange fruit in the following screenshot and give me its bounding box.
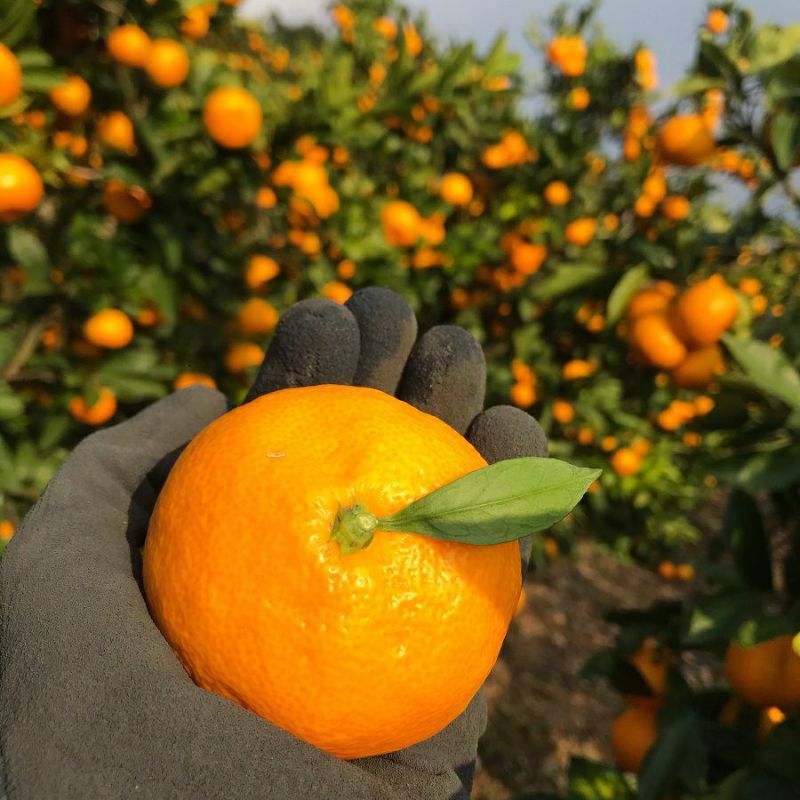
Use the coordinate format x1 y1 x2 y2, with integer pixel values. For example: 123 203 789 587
657 114 715 166
103 180 152 223
693 395 715 415
255 187 277 208
707 9 729 34
337 259 356 280
510 242 547 275
0 44 22 107
658 561 676 580
669 344 726 389
84 309 134 349
634 195 656 218
564 217 597 247
672 275 738 346
510 381 536 408
724 635 800 710
181 7 211 40
626 637 670 709
439 173 473 206
237 298 279 335
97 111 136 152
373 16 398 39
544 180 571 205
143 385 520 758
675 563 695 581
321 281 352 304
662 195 690 221
552 399 575 424
642 170 667 203
50 75 91 116
611 448 641 477
738 277 761 297
656 409 683 431
546 35 587 77
203 87 262 149
108 25 152 67
626 285 674 321
244 255 280 289
174 372 217 391
0 154 44 222
562 359 594 381
224 342 264 374
145 40 190 87
567 86 590 109
629 313 687 369
380 200 421 247
612 707 658 773
67 387 118 425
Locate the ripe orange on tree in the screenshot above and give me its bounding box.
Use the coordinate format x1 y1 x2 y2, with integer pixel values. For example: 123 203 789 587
143 385 523 758
97 111 136 152
564 217 597 246
203 87 263 149
439 173 473 206
625 637 670 710
612 706 659 773
321 281 353 304
510 242 547 275
510 381 536 408
380 200 422 247
546 35 587 77
669 344 726 389
707 9 730 34
626 283 676 321
0 154 44 222
244 255 280 289
107 25 152 67
628 313 687 369
83 309 134 349
544 180 571 205
224 342 265 374
67 387 118 426
671 274 738 346
657 114 715 166
174 372 217 391
724 635 800 710
50 75 92 116
0 43 22 107
144 40 190 88
611 447 642 477
103 179 152 223
181 7 211 40
237 298 279 335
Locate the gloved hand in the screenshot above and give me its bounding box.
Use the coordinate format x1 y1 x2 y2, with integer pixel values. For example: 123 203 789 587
0 287 547 800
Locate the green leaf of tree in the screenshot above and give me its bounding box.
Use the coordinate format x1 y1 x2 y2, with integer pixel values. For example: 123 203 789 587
606 265 649 326
722 334 800 412
7 228 50 294
722 489 772 591
531 264 605 301
378 457 601 545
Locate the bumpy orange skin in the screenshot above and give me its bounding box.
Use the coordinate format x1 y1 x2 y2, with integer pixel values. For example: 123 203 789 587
144 385 521 758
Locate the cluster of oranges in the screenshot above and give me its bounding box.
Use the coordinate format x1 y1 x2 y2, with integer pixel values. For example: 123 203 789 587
481 130 537 170
624 275 738 390
546 35 588 77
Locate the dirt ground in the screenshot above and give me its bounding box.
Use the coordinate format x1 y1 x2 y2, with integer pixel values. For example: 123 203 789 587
474 542 685 799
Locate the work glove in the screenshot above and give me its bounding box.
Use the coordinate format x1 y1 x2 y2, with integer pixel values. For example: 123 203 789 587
0 287 547 800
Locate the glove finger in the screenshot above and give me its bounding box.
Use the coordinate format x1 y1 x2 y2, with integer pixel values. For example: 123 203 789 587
466 405 549 576
345 287 417 395
244 298 361 402
396 325 485 435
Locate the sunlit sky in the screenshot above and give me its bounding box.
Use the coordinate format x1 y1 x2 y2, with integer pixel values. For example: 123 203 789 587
241 0 798 90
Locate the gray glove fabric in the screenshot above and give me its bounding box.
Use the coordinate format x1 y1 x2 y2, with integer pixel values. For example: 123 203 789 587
0 286 546 800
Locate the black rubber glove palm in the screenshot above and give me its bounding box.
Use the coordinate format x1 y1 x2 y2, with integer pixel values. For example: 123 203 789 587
0 287 546 800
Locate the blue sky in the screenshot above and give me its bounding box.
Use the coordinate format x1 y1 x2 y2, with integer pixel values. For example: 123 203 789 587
241 0 799 91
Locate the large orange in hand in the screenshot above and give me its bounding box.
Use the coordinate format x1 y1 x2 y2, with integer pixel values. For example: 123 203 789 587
144 385 521 758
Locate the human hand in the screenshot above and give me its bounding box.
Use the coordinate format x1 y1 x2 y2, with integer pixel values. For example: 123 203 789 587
0 287 546 800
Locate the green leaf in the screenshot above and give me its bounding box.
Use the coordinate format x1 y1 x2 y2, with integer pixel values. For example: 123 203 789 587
683 590 756 646
531 264 605 301
567 757 635 800
722 490 772 591
638 711 707 800
378 457 601 545
606 265 649 326
748 25 800 73
7 227 50 294
713 445 800 492
671 75 727 97
768 109 800 171
722 334 800 412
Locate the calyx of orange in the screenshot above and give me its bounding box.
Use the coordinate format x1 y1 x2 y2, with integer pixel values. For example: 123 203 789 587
331 456 600 554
